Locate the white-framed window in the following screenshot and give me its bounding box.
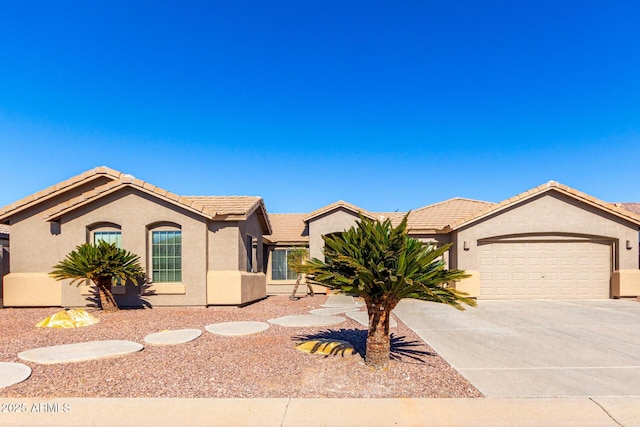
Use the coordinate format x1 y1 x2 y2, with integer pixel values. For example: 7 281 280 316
271 249 297 280
88 224 123 285
151 229 182 283
89 223 122 247
93 231 122 247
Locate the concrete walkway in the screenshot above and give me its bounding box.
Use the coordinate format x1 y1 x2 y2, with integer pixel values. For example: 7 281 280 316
1 397 639 426
268 314 346 327
322 294 363 307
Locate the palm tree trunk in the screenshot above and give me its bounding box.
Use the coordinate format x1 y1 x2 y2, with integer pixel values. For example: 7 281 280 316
365 300 391 370
290 273 302 300
94 277 119 313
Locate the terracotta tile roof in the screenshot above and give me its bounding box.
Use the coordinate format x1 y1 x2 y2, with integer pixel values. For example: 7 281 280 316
183 196 263 216
0 166 272 234
303 200 377 222
184 196 273 234
619 203 640 215
266 214 309 244
376 212 408 225
405 198 494 232
448 181 640 230
43 178 219 221
0 166 122 221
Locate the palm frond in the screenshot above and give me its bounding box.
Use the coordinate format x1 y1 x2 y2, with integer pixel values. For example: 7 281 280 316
300 213 475 310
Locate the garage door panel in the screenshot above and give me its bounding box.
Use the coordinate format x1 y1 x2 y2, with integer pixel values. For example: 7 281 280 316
479 241 611 299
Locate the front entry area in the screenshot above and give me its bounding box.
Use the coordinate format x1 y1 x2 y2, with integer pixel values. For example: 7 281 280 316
478 240 611 299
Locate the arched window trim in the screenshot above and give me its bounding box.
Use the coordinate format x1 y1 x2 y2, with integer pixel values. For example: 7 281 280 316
87 222 122 247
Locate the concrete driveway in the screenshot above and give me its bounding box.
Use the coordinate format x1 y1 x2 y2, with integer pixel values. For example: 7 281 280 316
392 299 640 398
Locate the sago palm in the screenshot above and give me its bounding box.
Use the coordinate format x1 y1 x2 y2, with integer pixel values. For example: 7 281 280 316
50 241 145 313
300 214 476 369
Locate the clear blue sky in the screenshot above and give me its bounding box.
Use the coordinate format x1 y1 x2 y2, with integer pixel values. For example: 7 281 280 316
1 1 639 213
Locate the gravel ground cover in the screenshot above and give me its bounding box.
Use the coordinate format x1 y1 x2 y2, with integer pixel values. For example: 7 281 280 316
0 295 481 398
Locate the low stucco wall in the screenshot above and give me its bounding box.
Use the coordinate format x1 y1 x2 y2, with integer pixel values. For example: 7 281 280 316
452 270 480 298
267 281 327 295
3 273 62 307
612 270 640 298
207 271 266 305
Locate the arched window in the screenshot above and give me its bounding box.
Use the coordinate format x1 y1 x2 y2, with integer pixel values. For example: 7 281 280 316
149 223 182 283
88 223 122 247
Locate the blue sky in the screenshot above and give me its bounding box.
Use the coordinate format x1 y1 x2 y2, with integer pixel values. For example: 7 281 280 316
1 1 639 213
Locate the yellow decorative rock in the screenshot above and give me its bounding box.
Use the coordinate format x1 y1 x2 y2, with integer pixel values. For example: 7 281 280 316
36 309 99 328
295 339 355 357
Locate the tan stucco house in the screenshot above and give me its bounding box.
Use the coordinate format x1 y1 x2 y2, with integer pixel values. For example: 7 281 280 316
0 167 270 307
0 224 8 304
265 184 640 300
1 167 640 308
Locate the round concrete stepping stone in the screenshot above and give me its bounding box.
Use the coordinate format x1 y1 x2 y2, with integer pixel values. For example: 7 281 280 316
346 310 397 328
296 339 355 356
321 294 364 308
268 314 346 327
309 307 360 316
205 321 270 336
18 340 144 364
0 362 32 388
144 329 202 345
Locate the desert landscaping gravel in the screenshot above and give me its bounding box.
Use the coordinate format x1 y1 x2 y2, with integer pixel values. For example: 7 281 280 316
0 295 482 398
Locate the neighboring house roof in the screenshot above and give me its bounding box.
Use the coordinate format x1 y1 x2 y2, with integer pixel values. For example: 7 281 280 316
448 181 640 231
303 200 377 222
265 214 309 244
0 167 272 234
405 198 495 233
619 203 640 216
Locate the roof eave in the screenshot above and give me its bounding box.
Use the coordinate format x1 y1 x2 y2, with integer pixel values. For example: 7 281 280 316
407 228 448 235
45 183 217 222
449 184 640 231
264 239 309 246
0 167 122 222
303 206 376 223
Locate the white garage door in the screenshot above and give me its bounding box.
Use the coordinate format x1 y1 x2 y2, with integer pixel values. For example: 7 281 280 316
478 241 611 299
